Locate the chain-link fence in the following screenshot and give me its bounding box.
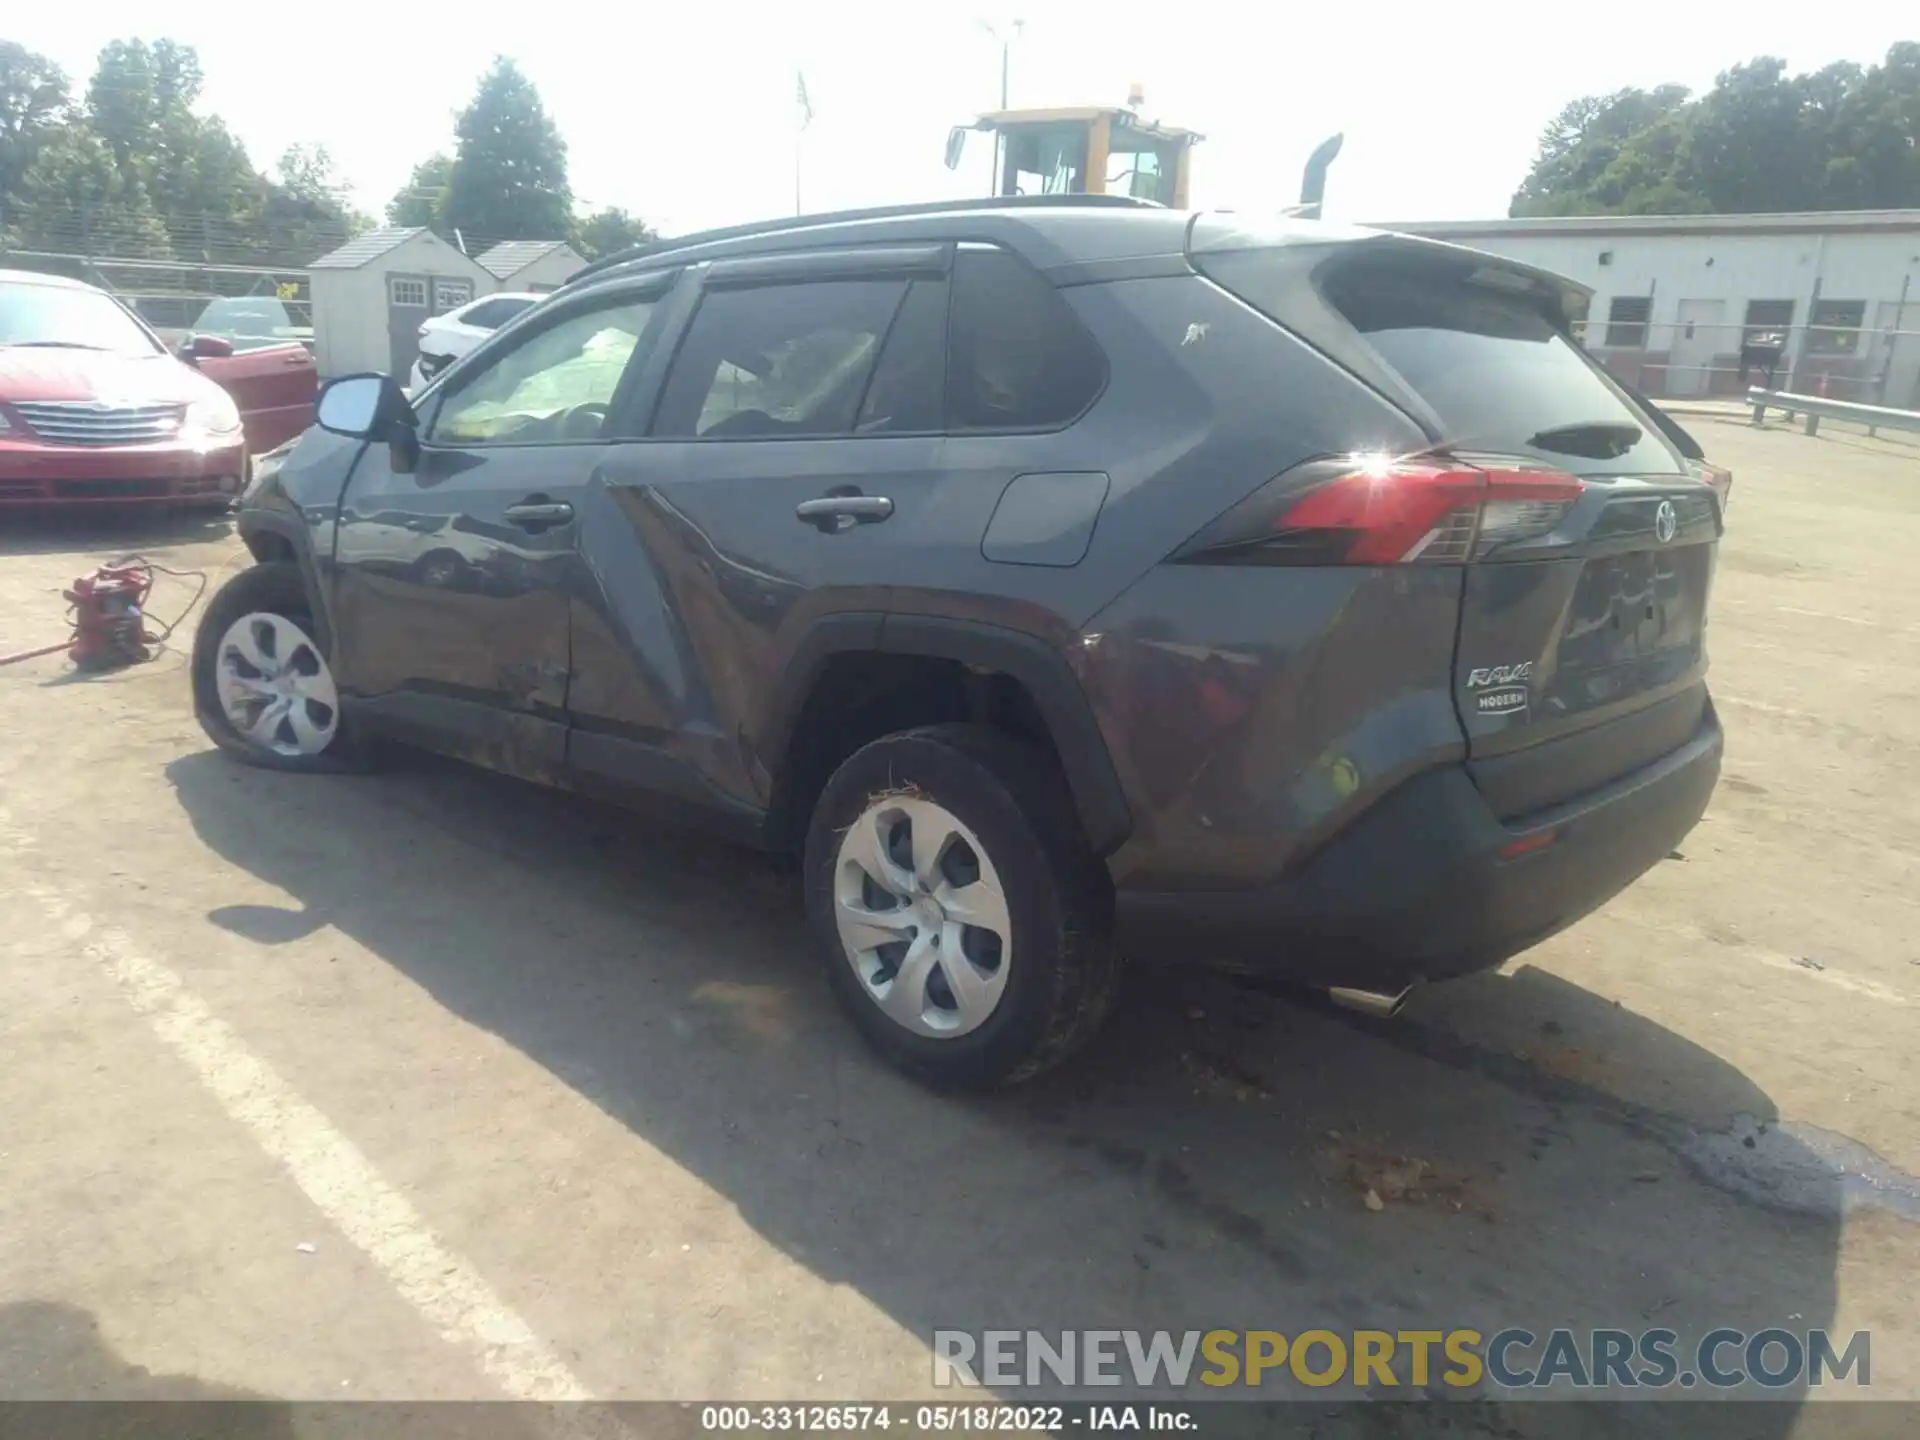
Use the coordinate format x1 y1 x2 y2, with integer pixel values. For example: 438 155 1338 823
1570 309 1920 410
0 248 314 351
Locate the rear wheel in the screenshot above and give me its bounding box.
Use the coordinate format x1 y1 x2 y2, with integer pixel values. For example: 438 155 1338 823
192 561 362 772
804 724 1119 1088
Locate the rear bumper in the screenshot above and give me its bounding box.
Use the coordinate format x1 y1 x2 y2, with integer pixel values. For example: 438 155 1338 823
0 438 246 504
1112 704 1723 988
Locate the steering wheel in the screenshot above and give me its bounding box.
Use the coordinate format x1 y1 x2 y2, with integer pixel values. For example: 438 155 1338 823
558 402 609 440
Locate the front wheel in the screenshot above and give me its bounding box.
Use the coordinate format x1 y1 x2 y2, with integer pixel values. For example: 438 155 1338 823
803 724 1120 1089
191 561 362 772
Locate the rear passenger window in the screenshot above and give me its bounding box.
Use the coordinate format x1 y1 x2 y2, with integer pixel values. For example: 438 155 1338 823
856 279 946 434
947 248 1105 431
652 280 906 439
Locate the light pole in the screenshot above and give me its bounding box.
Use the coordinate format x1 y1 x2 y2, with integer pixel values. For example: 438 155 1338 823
978 17 1023 195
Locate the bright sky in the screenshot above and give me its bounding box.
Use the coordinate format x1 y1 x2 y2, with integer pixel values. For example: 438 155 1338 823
14 1 1915 238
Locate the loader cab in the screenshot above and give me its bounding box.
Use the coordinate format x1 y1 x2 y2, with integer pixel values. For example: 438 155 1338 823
946 105 1200 207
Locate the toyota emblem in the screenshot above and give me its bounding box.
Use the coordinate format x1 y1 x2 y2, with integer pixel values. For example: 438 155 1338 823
1654 499 1678 544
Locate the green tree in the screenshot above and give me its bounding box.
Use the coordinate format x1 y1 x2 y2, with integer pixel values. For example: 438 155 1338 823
14 121 169 257
1510 85 1693 216
572 205 655 259
441 58 571 245
276 143 341 206
85 38 202 178
1682 58 1827 213
166 116 271 251
1818 43 1920 209
262 144 368 260
1511 46 1920 216
6 36 363 265
81 38 267 253
387 151 452 229
0 41 72 204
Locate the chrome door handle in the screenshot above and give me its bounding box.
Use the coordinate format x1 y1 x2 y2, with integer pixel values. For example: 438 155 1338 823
796 495 893 533
503 501 574 527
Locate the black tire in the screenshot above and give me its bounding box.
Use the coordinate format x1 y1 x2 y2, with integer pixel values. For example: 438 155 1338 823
191 561 364 773
803 724 1121 1089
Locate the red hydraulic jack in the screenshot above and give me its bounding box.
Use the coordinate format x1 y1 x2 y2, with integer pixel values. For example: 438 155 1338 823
0 560 164 672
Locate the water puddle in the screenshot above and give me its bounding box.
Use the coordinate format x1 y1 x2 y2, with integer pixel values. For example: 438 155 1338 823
1680 1113 1920 1221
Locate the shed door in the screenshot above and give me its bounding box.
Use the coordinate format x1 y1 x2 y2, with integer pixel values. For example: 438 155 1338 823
387 273 431 375
432 277 475 316
1667 299 1725 398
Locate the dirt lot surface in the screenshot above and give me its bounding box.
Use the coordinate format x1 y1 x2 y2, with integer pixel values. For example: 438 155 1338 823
2 418 1916 1430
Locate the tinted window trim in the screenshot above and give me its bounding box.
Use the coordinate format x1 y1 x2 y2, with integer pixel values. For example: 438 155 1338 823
704 244 951 289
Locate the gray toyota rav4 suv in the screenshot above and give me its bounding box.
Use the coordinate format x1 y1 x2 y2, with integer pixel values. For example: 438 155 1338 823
195 195 1723 1088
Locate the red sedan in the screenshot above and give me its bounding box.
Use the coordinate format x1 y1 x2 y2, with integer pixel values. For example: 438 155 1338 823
0 269 287 506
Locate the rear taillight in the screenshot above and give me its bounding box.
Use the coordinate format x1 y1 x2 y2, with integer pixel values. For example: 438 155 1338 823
1692 460 1733 513
1177 453 1585 567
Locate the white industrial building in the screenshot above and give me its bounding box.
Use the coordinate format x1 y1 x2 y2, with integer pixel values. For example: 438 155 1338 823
477 240 586 293
1384 210 1920 406
308 228 496 379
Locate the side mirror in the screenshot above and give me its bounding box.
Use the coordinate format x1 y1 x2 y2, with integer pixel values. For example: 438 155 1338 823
316 373 417 444
944 127 969 171
180 332 234 362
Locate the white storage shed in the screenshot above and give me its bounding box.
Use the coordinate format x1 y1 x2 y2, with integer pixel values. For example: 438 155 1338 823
477 240 587 294
308 228 496 379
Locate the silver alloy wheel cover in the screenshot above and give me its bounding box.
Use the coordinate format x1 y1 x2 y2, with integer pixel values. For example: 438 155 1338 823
214 611 340 758
832 795 1013 1039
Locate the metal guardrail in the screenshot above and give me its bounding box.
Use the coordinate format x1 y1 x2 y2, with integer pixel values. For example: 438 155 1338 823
1748 388 1920 439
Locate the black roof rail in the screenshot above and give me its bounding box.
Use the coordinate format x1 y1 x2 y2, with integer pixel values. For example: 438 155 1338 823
564 193 1164 288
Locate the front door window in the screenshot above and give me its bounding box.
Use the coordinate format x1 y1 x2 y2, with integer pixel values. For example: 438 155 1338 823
427 298 658 447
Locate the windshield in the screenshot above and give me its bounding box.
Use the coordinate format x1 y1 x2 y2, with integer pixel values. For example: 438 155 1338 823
0 279 162 355
193 296 312 352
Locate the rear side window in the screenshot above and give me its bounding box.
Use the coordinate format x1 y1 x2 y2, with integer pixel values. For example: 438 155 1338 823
1319 261 1681 475
946 248 1105 431
653 280 906 439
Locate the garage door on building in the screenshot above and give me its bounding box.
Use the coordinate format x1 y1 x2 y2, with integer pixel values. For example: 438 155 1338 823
1668 299 1726 398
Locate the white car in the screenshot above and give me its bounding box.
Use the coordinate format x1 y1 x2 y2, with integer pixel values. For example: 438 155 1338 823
408 292 543 391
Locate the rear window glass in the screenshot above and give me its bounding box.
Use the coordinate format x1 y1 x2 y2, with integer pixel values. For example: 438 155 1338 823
1321 262 1681 475
191 296 311 352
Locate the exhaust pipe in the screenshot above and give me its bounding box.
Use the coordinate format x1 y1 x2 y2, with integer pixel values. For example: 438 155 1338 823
1326 983 1416 1019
